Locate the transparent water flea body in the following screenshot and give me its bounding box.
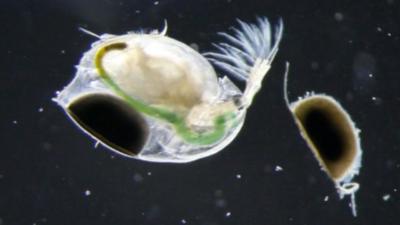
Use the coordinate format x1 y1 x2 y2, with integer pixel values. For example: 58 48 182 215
55 17 283 163
283 64 362 216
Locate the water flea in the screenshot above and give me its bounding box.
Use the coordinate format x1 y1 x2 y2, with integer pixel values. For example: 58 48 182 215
54 17 283 163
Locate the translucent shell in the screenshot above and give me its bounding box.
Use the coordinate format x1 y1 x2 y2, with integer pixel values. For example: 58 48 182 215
284 64 362 216
55 17 283 163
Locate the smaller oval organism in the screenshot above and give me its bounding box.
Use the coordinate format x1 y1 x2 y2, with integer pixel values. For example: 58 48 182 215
54 17 283 163
283 63 362 216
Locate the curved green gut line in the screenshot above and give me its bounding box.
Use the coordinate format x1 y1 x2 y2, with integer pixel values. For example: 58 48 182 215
94 42 238 146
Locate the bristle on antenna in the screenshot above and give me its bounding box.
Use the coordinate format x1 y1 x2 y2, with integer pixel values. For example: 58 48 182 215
204 17 283 81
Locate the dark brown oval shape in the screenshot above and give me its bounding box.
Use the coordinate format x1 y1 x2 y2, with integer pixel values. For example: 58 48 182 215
291 95 358 181
67 93 149 156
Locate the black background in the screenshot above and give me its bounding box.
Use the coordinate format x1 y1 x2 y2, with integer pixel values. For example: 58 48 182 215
1 0 399 225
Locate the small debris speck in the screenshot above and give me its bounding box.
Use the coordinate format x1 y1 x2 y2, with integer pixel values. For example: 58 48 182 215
324 196 329 202
377 27 382 32
387 32 392 37
154 1 159 5
311 61 319 70
382 194 390 201
85 190 91 196
12 120 18 125
61 50 66 54
225 211 231 217
368 73 374 78
214 189 223 197
147 172 152 176
181 219 187 224
334 12 344 21
236 174 242 179
135 10 141 14
275 165 283 172
215 199 227 208
394 188 398 192
371 96 382 105
133 173 144 182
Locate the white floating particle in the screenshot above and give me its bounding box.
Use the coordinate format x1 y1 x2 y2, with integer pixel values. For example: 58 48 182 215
394 188 398 192
225 212 231 217
236 174 242 179
334 12 344 21
133 173 144 182
12 120 18 125
135 10 141 14
311 61 319 70
154 1 159 5
377 27 382 32
85 190 91 196
215 198 227 208
147 172 152 176
61 50 66 54
368 73 373 78
387 32 392 37
181 219 187 224
324 196 329 202
382 194 390 201
275 165 283 172
38 107 44 112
